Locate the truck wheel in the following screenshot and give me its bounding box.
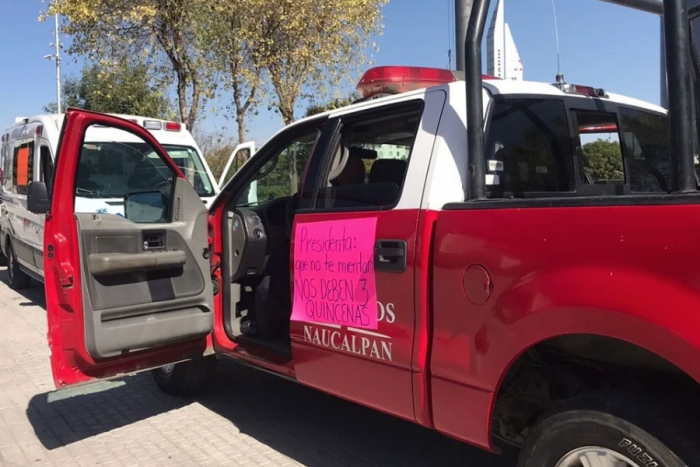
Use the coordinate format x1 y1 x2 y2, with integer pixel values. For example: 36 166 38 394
151 356 217 397
517 391 700 467
6 241 31 290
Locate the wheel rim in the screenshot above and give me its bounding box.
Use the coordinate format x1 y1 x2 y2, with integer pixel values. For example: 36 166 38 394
556 447 642 467
160 364 175 375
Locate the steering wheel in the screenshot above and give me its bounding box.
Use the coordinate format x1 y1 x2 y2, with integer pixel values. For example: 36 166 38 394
229 208 268 282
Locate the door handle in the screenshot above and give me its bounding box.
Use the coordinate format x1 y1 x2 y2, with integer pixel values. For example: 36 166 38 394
374 240 407 273
88 250 186 276
143 231 164 250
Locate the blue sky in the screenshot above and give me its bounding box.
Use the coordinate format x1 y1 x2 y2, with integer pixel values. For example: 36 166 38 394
0 1 662 146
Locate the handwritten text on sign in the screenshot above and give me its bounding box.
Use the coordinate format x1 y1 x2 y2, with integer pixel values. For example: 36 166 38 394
292 217 378 329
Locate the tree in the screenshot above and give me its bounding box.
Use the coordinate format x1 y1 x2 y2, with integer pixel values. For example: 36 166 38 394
202 0 266 146
43 75 82 113
43 0 213 130
305 95 359 118
44 58 175 118
260 0 388 125
205 143 236 183
582 139 624 181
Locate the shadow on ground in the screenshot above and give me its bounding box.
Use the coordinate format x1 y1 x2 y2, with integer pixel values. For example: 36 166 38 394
13 266 516 466
0 268 46 308
27 359 517 467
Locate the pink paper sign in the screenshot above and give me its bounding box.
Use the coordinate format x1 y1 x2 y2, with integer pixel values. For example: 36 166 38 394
292 217 378 329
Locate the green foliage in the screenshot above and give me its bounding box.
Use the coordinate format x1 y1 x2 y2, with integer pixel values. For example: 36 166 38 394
45 0 388 134
45 0 214 129
582 139 624 181
261 0 388 124
43 75 82 113
244 139 315 203
305 95 359 118
205 144 237 183
44 59 175 119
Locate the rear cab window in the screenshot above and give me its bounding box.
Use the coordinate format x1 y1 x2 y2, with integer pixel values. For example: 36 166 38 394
618 107 671 193
485 98 574 198
484 94 670 199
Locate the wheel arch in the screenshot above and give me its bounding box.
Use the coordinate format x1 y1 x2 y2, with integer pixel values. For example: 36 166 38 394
486 310 700 449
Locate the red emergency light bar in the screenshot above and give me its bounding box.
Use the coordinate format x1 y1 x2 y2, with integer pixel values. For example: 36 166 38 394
357 66 498 99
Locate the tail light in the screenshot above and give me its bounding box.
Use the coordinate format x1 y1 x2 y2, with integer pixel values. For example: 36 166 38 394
578 124 619 134
555 82 609 98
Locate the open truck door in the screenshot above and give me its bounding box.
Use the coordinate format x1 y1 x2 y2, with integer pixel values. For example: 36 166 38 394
43 109 215 388
218 141 256 187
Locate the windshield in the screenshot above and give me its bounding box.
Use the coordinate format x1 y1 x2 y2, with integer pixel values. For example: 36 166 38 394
75 142 215 199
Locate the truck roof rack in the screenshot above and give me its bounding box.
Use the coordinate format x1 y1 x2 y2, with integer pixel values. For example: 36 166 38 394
464 0 698 200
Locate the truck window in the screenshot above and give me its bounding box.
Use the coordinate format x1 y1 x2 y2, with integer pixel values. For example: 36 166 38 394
13 142 34 195
618 107 671 193
314 102 422 210
0 135 6 187
2 140 10 192
236 131 318 206
75 126 175 221
40 146 54 193
74 140 211 201
572 111 624 186
158 145 214 197
485 98 573 199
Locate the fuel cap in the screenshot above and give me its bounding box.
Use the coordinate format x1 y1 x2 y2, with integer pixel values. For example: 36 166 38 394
462 264 492 305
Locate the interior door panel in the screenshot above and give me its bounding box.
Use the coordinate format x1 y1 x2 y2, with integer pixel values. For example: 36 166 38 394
46 110 218 389
77 178 214 359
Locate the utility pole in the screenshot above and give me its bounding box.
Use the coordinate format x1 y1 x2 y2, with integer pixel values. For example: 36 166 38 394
455 0 475 71
44 14 62 114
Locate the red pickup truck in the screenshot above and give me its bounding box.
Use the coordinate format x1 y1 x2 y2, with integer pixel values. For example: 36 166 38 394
30 0 700 465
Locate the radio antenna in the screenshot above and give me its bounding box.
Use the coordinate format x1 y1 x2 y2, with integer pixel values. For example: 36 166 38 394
551 0 565 84
447 0 454 68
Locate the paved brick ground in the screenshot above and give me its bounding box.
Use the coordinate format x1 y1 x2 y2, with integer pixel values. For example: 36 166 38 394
0 267 516 467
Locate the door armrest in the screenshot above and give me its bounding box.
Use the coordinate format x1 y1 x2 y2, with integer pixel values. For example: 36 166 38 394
89 250 187 276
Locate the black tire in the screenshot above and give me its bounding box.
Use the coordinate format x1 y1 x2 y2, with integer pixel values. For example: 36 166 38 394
518 390 700 467
7 240 31 290
151 356 217 397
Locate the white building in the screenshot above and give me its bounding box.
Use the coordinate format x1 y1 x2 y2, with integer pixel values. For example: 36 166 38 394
486 0 524 81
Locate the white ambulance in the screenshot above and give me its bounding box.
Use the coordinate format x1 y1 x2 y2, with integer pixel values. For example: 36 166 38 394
0 113 244 289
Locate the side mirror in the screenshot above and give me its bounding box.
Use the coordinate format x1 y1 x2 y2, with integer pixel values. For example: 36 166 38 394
27 182 49 214
124 191 166 223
